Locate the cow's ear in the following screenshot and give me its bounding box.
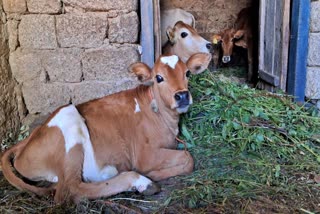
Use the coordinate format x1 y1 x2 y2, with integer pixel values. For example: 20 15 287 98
129 62 153 86
166 26 176 44
186 53 212 74
233 30 245 39
212 34 222 45
234 39 247 48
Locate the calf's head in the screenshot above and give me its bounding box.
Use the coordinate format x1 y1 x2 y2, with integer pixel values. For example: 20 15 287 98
130 53 211 114
213 29 246 63
166 21 213 63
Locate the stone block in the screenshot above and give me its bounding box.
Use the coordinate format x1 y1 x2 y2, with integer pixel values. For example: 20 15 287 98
82 45 140 81
3 0 27 13
56 14 107 48
42 49 83 83
109 12 139 43
62 0 138 11
10 49 42 83
7 20 19 51
27 0 61 13
69 80 137 105
22 81 71 114
19 15 57 49
311 1 320 32
308 33 320 66
306 67 320 99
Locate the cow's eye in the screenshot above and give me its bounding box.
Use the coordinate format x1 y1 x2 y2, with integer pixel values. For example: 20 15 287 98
156 75 164 83
186 70 191 78
181 32 188 38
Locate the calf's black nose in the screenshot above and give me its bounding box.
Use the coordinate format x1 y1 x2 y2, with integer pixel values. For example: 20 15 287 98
174 91 189 102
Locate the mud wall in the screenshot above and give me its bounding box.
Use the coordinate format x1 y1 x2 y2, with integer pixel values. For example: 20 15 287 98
0 0 20 140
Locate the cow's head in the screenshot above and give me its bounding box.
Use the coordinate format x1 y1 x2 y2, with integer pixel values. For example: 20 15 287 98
166 21 213 63
213 29 247 63
130 53 211 114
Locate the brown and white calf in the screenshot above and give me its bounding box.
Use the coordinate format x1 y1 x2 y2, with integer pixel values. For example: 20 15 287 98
212 7 255 81
1 53 211 203
163 21 212 67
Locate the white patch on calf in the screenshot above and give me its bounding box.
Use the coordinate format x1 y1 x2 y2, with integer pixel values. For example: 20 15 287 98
48 105 87 153
160 55 179 69
48 105 117 182
131 175 153 192
134 98 141 113
100 165 118 180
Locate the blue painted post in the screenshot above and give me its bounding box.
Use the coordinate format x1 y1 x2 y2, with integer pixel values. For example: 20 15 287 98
287 0 310 102
140 0 155 67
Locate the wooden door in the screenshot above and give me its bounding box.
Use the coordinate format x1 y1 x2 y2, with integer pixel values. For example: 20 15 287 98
258 0 291 92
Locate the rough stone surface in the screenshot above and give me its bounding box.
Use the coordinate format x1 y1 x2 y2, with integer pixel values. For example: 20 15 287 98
10 49 42 83
82 45 140 81
7 20 19 51
19 15 57 49
69 80 137 105
22 81 71 114
306 67 320 99
0 8 20 140
56 14 108 48
311 1 320 32
1 0 141 129
308 33 320 66
109 12 139 43
42 49 83 83
62 0 138 11
3 0 27 13
27 0 61 14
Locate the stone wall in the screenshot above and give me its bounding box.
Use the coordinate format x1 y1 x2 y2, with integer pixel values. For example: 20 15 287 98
307 0 320 108
3 0 140 126
160 0 251 40
0 1 20 140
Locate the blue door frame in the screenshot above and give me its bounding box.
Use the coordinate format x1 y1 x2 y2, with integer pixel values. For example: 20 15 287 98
140 0 155 68
287 0 310 102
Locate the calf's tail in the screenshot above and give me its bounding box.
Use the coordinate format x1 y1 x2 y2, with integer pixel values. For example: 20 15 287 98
1 137 53 196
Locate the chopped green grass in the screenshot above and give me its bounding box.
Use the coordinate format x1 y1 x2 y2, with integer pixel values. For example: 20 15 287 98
1 68 320 213
173 70 320 212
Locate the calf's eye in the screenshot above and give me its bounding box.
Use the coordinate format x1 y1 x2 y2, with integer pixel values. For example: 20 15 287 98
186 70 191 78
156 75 164 83
181 32 188 38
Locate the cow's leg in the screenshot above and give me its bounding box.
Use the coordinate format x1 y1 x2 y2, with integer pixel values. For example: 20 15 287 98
56 144 159 203
138 148 194 181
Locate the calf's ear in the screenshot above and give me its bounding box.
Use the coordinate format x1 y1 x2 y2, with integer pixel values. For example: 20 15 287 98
233 30 245 39
186 53 212 74
129 63 153 86
166 26 176 44
212 34 222 45
234 40 247 48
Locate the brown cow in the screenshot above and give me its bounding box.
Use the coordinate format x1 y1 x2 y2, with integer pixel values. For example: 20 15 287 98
213 7 256 81
163 21 213 67
1 53 211 203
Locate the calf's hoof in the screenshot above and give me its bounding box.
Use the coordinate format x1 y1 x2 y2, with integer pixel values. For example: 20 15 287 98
141 182 161 196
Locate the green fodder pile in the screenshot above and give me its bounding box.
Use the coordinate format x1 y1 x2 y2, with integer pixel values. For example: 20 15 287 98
171 70 320 213
1 69 320 213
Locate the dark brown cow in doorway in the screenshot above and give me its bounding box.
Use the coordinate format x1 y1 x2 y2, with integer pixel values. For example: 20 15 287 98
213 7 256 82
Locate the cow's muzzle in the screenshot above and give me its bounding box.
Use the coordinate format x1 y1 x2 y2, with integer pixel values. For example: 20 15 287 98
222 56 231 63
174 91 192 113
